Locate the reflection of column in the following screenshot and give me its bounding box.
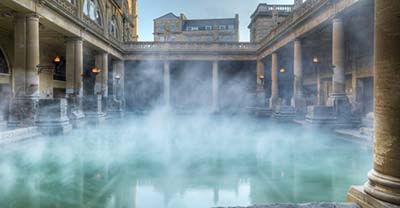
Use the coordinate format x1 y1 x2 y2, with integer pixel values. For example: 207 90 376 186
25 13 40 97
66 38 83 98
269 53 280 109
163 62 170 107
363 0 400 205
291 40 305 110
328 18 347 105
212 61 219 112
95 52 108 97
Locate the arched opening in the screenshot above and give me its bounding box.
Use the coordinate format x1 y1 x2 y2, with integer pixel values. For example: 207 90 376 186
0 49 9 74
109 16 118 38
83 0 103 25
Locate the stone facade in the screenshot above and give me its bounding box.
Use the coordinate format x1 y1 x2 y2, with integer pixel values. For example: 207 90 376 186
249 4 293 43
153 13 239 42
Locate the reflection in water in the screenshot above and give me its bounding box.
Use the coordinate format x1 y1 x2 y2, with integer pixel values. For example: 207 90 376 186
0 113 372 208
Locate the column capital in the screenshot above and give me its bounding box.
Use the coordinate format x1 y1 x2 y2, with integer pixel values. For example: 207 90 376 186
25 13 40 21
332 17 343 24
65 37 83 43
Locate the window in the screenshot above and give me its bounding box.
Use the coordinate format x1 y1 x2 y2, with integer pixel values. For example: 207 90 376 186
158 24 164 32
188 26 199 31
228 25 234 30
159 37 165 42
219 25 226 30
205 25 212 31
109 16 117 38
0 50 8 74
83 0 102 25
169 24 176 32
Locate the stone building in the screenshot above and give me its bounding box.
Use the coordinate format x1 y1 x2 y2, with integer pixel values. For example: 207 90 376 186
248 3 293 43
153 13 239 42
0 0 400 207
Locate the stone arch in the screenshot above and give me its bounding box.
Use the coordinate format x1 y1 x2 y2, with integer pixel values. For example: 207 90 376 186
82 0 104 25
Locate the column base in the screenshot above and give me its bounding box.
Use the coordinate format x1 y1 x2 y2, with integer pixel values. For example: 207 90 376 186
269 96 281 110
348 186 399 208
83 94 107 124
364 170 400 205
273 105 296 122
305 105 360 129
255 89 266 108
291 95 307 118
35 99 72 135
8 97 39 128
67 97 86 129
107 98 124 118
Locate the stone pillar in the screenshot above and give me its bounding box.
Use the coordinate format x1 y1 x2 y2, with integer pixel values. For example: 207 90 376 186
163 62 170 107
256 60 265 90
291 40 306 110
112 60 125 100
364 0 400 205
13 14 27 96
8 13 40 127
25 13 40 97
65 38 83 98
94 52 108 97
212 60 219 112
327 18 348 106
269 53 280 109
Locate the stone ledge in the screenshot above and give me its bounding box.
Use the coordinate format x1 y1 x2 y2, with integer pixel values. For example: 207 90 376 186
215 202 359 208
347 186 400 208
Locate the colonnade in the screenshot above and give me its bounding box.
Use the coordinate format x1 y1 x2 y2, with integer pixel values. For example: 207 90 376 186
259 18 348 114
162 60 219 112
9 12 125 127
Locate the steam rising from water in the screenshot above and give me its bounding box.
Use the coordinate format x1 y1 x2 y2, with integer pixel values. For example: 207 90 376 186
0 112 371 208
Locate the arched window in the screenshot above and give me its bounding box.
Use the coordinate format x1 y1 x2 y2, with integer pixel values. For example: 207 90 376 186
0 50 9 74
109 16 118 38
83 0 102 25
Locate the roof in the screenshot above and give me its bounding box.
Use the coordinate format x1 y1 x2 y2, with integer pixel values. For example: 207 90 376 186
155 12 180 20
183 18 236 27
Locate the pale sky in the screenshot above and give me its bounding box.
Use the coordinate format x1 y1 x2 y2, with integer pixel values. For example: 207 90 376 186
137 0 294 42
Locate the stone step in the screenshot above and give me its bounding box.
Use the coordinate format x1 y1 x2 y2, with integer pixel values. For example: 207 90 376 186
215 202 359 208
0 127 41 145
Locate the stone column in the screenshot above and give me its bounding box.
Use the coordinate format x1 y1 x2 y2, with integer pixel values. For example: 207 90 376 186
163 61 170 107
327 18 348 106
94 52 108 97
212 60 219 112
269 53 280 109
13 14 27 97
112 60 125 100
256 60 265 90
291 40 306 110
363 0 400 205
8 13 40 127
25 13 40 97
65 38 83 98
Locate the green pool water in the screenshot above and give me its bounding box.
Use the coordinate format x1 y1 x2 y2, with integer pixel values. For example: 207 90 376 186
0 114 372 208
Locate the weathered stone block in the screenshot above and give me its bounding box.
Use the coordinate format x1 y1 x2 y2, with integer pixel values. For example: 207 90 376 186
35 98 71 135
8 97 38 127
273 105 296 121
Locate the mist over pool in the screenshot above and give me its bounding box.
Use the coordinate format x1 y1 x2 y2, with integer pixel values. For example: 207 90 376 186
0 112 372 208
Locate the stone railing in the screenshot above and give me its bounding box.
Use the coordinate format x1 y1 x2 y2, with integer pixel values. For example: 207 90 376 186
45 0 78 16
258 0 327 47
124 41 258 53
